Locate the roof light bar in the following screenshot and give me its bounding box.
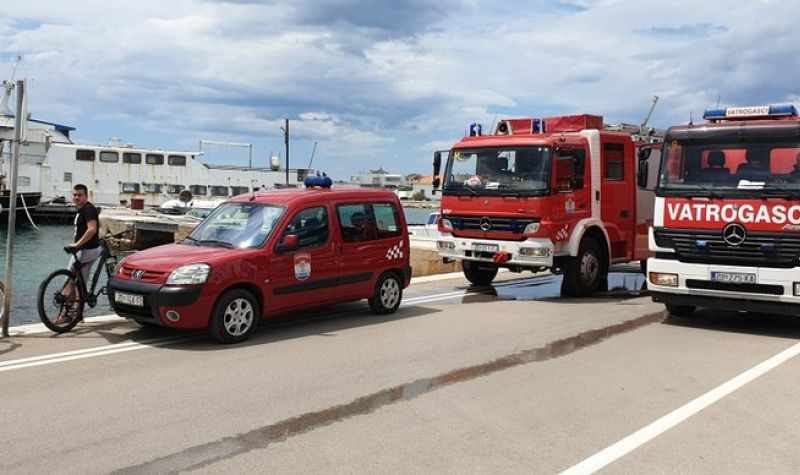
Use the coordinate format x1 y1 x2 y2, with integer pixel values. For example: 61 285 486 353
703 103 798 121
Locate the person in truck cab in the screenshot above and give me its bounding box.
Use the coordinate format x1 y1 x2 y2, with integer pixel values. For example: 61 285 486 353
736 150 767 181
701 151 732 182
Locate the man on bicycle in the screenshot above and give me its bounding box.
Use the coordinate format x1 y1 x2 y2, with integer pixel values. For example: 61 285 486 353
55 184 101 324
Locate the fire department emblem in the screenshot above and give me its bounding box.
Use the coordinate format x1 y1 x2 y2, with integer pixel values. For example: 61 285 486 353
294 253 311 281
386 242 404 260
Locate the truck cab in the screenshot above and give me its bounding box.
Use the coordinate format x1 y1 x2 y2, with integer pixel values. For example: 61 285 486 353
433 115 658 295
648 103 800 316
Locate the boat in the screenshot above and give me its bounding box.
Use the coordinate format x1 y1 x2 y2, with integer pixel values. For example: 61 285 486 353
0 79 312 222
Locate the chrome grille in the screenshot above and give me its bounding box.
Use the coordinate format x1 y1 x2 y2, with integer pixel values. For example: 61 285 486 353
654 228 800 268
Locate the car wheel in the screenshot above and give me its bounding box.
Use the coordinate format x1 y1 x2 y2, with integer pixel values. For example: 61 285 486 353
368 272 403 315
209 289 259 344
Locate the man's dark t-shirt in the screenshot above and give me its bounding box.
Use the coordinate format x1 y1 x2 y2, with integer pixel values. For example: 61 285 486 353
75 202 101 250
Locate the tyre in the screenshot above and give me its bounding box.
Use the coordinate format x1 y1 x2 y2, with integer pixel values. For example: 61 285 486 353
209 289 260 344
368 272 403 315
462 260 498 286
665 303 696 316
562 237 605 297
37 269 85 333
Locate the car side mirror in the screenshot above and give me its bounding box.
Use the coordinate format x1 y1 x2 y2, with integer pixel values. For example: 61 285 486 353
277 234 298 253
638 161 649 188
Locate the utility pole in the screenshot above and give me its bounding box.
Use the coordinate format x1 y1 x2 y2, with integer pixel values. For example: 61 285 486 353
284 118 290 185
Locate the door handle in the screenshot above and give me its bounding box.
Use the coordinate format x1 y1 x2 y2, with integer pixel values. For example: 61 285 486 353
620 210 630 218
595 190 600 201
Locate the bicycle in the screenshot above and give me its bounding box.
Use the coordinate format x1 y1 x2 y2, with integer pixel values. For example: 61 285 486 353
37 230 132 333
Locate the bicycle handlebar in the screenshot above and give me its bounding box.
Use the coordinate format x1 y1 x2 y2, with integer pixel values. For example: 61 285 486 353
63 229 134 255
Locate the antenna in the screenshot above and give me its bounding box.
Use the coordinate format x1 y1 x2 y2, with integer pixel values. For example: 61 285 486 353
638 95 660 136
689 111 694 126
307 141 318 169
716 94 721 108
0 54 22 115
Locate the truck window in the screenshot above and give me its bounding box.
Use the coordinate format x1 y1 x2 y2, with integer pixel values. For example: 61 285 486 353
280 206 329 249
603 143 624 180
554 148 585 191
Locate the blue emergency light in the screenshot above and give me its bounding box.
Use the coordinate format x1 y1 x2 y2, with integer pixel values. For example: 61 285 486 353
702 103 799 121
304 175 332 188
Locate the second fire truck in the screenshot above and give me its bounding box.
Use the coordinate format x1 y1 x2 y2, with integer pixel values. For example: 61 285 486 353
432 114 660 296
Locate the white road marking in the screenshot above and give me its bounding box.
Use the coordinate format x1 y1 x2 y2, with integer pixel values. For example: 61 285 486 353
560 341 800 475
1 280 544 373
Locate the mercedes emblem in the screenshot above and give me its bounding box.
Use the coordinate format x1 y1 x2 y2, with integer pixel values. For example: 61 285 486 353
479 217 492 231
722 223 746 246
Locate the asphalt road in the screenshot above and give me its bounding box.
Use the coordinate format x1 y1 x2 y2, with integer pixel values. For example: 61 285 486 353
2 269 800 474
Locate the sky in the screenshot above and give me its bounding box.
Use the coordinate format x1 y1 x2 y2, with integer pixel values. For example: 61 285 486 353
1 0 799 179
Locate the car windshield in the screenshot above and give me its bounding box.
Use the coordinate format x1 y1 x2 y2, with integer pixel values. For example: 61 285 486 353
186 202 285 249
443 146 551 195
659 137 800 196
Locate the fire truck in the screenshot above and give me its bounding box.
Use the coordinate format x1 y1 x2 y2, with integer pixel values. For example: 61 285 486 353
432 114 660 296
648 103 800 316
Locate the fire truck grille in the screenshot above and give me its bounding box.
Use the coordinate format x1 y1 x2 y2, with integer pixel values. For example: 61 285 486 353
654 228 800 268
444 215 536 234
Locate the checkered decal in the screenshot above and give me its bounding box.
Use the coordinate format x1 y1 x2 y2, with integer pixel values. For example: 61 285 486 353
554 224 570 242
386 242 404 260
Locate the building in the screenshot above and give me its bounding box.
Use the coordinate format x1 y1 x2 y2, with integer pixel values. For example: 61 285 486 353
411 176 441 201
353 168 403 189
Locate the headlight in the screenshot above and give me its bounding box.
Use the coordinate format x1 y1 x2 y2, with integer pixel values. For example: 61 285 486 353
649 272 678 287
437 240 455 250
114 255 131 276
523 222 541 234
167 264 211 285
519 247 549 257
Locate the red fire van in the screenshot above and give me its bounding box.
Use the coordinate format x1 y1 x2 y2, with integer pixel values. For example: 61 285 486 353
108 183 411 343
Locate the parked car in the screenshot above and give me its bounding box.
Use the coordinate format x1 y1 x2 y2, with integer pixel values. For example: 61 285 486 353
109 183 411 343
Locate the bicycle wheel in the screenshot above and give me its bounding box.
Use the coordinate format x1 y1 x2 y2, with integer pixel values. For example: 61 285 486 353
37 269 85 333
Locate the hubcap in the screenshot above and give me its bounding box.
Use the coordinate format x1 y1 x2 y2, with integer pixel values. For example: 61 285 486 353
580 251 599 285
223 298 254 337
380 278 400 309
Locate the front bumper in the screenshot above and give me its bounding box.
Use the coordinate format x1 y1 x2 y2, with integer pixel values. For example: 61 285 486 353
109 278 210 328
647 257 800 315
435 236 554 267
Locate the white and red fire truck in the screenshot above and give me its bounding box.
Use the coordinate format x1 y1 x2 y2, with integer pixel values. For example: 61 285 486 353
432 114 660 296
648 103 800 316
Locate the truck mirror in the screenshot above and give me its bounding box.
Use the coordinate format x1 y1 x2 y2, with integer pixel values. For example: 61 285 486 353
637 147 652 161
637 161 649 188
433 151 442 177
432 176 441 194
277 234 298 252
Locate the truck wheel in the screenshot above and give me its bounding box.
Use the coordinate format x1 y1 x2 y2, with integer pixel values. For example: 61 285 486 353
462 260 498 286
368 272 403 315
562 237 604 297
209 289 259 344
665 303 695 316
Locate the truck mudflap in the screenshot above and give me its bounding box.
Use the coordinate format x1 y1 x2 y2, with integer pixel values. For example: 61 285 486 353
652 291 800 317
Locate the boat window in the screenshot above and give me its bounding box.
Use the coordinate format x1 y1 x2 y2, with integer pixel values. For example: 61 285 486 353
76 149 95 161
168 155 186 166
190 185 208 196
166 184 185 194
99 151 119 163
231 186 249 196
19 176 31 186
64 172 72 182
211 186 229 197
144 183 162 193
146 154 164 165
121 182 141 193
123 152 142 164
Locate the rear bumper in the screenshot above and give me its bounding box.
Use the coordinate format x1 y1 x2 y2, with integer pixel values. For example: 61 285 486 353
109 278 209 328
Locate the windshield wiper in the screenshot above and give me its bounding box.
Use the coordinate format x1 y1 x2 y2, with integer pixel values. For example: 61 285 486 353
182 235 200 245
198 239 234 249
684 183 724 199
762 183 800 200
460 183 478 196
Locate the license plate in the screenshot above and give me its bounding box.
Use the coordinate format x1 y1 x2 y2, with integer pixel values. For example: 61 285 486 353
115 291 144 307
710 272 757 284
472 243 499 253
